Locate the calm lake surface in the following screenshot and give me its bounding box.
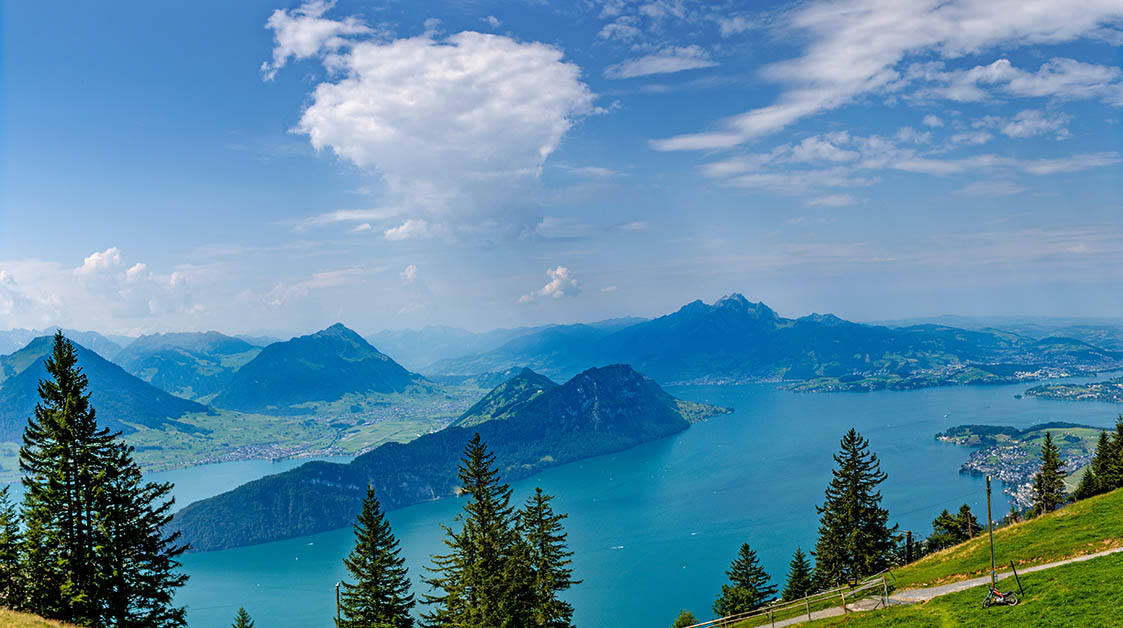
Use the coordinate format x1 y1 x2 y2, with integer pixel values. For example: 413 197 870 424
169 378 1122 628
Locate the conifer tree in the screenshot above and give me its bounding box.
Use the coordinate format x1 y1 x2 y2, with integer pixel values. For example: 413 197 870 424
232 607 255 628
927 504 980 550
1032 432 1067 515
1100 416 1123 492
19 332 116 623
96 441 189 627
781 547 814 601
1073 430 1111 500
422 434 523 628
812 429 897 587
669 610 699 628
712 542 776 616
519 488 579 628
337 486 414 628
0 485 22 609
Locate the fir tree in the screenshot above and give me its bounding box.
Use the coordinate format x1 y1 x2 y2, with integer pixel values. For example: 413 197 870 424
232 607 255 628
812 429 897 587
0 484 22 609
927 504 980 551
96 441 189 627
1073 430 1111 500
337 486 414 628
1032 432 1067 515
518 488 579 628
781 547 814 601
669 610 699 628
1100 416 1123 492
422 434 523 628
19 332 116 623
712 542 776 616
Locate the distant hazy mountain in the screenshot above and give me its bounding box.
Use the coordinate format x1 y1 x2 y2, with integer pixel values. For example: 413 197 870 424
369 318 647 372
428 294 1123 384
0 328 124 359
424 322 634 379
172 364 725 551
872 315 1123 353
113 331 261 400
233 334 284 347
211 323 425 414
0 336 208 441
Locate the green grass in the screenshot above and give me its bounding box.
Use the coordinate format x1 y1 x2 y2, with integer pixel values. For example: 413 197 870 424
890 487 1123 590
806 551 1123 627
0 609 76 627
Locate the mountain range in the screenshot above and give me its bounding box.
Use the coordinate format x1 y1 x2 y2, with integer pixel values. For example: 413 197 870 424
114 331 261 400
171 364 726 551
0 328 128 359
425 294 1122 384
0 336 208 441
210 323 426 414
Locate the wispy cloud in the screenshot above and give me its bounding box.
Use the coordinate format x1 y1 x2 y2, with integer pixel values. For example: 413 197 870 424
605 45 717 79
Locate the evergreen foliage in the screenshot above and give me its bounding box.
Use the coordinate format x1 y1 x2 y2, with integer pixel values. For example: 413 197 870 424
781 547 814 601
712 542 776 617
812 429 897 587
16 332 188 626
232 607 255 628
927 504 980 551
0 485 22 609
422 433 524 628
337 486 414 628
1073 430 1111 500
19 331 118 623
669 610 699 627
96 441 189 627
1032 432 1067 515
518 488 579 628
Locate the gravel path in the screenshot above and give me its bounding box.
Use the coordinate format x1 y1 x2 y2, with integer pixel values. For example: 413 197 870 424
745 546 1123 627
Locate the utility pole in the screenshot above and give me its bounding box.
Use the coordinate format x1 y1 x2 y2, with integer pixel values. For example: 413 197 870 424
332 584 341 624
986 476 997 589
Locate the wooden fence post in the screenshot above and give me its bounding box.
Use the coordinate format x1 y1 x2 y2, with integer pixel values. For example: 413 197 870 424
806 596 812 621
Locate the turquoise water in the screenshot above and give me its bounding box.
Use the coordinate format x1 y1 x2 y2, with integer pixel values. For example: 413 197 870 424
171 380 1123 628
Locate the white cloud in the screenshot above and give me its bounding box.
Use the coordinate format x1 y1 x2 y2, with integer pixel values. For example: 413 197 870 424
260 0 372 81
519 266 579 303
975 109 1072 139
384 219 429 241
949 131 994 145
401 264 418 284
807 194 861 207
922 114 944 127
558 165 624 177
895 126 932 144
715 15 756 37
74 247 123 278
601 285 618 293
125 263 149 283
482 16 501 28
605 45 717 79
914 57 1123 105
277 9 596 236
295 208 400 231
350 222 372 233
954 180 1027 197
653 1 1123 150
598 17 643 41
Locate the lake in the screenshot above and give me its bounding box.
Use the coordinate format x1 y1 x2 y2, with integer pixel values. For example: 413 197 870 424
169 378 1122 628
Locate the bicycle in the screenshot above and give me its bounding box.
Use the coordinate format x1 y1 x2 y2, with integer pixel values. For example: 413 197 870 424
981 579 1019 608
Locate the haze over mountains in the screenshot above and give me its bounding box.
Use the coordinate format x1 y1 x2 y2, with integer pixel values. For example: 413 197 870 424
0 336 207 441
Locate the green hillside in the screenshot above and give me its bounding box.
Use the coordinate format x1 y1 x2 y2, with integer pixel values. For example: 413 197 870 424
891 487 1123 590
809 551 1123 627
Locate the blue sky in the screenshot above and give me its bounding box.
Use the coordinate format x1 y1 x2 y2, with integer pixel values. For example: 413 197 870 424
1 0 1121 335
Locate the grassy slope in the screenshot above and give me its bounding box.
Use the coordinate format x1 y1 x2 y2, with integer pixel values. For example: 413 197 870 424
0 609 76 627
808 551 1123 627
890 487 1123 590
